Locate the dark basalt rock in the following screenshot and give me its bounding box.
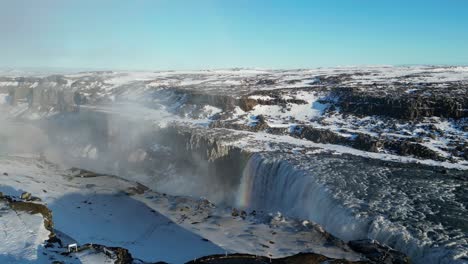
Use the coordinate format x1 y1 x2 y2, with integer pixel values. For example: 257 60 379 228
384 140 445 161
186 251 409 264
111 247 134 264
187 93 307 113
173 89 258 112
156 127 251 200
332 86 468 120
185 92 238 111
231 208 239 217
267 127 289 135
210 115 270 132
126 182 150 196
253 115 269 131
4 75 79 112
350 133 382 153
292 126 347 144
348 239 410 264
238 97 258 111
75 243 136 264
315 73 355 85
186 253 331 264
291 126 444 160
255 98 308 107
350 133 443 160
255 79 277 86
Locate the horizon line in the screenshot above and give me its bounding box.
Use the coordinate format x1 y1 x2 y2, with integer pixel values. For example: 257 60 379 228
1 63 468 74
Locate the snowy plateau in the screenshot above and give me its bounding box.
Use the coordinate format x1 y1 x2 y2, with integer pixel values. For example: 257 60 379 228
0 66 466 264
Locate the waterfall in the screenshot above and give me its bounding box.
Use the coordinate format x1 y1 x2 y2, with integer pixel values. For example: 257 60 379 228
236 153 467 264
35 109 466 264
236 153 369 241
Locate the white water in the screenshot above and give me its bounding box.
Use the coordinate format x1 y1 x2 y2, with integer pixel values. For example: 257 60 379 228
237 154 370 241
236 153 468 264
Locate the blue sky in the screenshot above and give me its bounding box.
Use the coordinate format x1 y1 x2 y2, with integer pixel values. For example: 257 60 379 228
1 0 467 70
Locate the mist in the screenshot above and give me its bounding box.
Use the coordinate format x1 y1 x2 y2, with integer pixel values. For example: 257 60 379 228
0 96 244 205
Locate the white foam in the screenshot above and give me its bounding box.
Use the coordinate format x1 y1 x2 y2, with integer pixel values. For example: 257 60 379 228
236 153 468 264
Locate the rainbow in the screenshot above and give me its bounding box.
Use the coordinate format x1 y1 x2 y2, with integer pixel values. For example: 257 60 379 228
236 155 258 209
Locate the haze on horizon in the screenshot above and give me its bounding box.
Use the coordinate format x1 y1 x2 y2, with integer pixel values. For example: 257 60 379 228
1 0 467 71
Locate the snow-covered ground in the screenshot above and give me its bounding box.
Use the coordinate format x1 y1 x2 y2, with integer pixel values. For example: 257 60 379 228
0 156 223 263
0 66 467 264
0 201 49 263
0 155 364 263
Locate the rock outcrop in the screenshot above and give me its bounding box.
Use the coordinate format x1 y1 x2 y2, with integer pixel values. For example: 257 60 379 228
187 250 409 264
332 86 468 120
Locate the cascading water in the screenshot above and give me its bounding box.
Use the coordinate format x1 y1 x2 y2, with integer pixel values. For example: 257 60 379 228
236 153 369 240
236 153 468 264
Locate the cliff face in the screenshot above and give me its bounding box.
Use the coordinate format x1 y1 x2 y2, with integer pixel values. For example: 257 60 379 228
333 87 467 120
37 111 467 264
2 68 467 164
167 88 259 112
156 127 251 203
2 76 78 113
1 67 467 264
291 126 447 161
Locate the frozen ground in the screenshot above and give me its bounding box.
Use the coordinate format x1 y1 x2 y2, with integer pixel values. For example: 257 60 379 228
3 65 466 165
0 66 466 264
0 201 49 263
0 155 365 263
